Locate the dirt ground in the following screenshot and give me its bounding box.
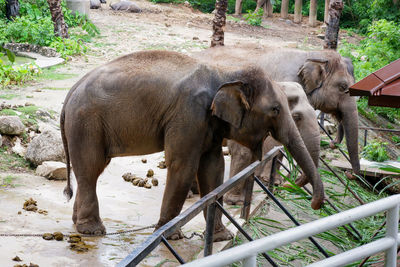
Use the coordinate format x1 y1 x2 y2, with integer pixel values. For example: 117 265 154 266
0 1 372 266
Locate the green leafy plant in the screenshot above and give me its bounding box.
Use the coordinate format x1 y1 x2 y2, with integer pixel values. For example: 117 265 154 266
361 140 390 162
243 8 263 26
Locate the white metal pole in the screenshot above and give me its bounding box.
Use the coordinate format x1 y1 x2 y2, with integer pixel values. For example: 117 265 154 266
242 255 257 267
385 204 399 266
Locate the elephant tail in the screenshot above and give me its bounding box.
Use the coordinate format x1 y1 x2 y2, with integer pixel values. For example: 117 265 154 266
61 108 73 201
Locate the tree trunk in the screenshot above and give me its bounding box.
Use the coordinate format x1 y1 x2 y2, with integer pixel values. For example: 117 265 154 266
294 0 302 23
324 0 329 24
281 0 289 19
234 0 242 15
323 0 343 50
266 0 273 17
309 0 317 26
47 0 69 38
6 0 19 20
211 0 228 47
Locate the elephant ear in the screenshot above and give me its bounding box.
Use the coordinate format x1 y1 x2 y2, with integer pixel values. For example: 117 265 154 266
297 59 328 95
211 81 250 128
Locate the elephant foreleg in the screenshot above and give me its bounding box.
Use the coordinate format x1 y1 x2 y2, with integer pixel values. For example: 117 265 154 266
197 146 233 242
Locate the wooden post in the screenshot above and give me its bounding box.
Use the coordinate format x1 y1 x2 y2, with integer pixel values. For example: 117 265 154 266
324 0 329 24
211 0 228 47
294 0 302 24
235 0 242 15
309 0 317 27
281 0 289 19
324 0 343 50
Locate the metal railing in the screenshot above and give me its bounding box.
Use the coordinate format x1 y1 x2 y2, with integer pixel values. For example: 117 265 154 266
118 146 284 267
182 195 400 267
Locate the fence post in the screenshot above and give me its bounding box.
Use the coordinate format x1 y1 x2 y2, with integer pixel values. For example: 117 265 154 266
385 204 399 266
204 202 217 257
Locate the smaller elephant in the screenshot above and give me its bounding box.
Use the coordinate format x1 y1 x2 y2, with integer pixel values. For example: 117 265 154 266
110 1 142 13
90 0 101 9
226 82 320 205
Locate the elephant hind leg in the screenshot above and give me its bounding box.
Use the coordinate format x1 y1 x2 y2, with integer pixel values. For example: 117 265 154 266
68 129 109 235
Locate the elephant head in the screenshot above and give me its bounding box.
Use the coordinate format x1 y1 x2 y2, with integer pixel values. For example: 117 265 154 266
297 52 360 175
211 68 324 209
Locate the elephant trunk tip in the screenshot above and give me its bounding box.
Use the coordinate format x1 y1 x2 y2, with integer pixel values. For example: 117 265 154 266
63 185 73 201
311 192 324 210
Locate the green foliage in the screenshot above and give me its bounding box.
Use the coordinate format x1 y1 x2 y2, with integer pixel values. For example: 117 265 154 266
340 19 400 82
243 8 263 26
0 0 99 59
392 135 400 145
0 53 39 87
361 140 390 162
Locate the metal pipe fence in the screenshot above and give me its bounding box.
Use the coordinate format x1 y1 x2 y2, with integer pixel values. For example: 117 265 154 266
182 195 400 267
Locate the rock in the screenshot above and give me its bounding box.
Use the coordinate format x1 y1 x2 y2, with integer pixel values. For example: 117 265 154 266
12 137 26 157
25 130 65 166
36 161 67 180
110 1 142 13
90 0 101 9
0 116 25 135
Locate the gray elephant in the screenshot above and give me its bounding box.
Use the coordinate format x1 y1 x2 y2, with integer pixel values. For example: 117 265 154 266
195 46 360 179
61 50 324 239
226 82 319 204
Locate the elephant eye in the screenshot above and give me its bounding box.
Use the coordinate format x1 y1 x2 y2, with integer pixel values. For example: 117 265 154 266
339 82 348 92
292 113 301 122
271 105 280 116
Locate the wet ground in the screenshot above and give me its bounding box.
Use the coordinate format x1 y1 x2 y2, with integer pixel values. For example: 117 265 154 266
0 151 269 266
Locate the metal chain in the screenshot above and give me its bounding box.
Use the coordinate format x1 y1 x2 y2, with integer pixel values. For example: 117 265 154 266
0 224 156 238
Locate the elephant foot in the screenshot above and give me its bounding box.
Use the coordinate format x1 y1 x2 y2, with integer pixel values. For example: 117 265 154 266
76 219 106 235
224 192 244 205
167 228 184 240
203 227 233 242
260 175 283 186
72 213 77 224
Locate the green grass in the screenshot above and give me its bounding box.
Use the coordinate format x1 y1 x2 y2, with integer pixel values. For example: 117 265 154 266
0 147 31 172
0 174 21 188
0 93 19 100
38 66 78 81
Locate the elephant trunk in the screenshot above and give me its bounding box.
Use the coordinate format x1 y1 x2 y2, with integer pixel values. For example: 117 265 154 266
275 117 324 210
340 98 360 175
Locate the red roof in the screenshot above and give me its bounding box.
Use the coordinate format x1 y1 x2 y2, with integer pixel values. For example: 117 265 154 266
349 58 400 108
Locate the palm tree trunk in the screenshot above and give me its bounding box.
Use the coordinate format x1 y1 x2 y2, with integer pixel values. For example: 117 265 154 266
47 0 69 38
211 0 228 47
323 0 343 50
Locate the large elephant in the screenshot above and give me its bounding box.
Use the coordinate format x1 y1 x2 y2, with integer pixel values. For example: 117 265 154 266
61 50 324 239
226 82 320 204
195 46 360 177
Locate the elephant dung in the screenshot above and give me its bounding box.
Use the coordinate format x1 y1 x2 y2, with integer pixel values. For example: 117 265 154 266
144 182 152 189
132 178 141 186
157 161 166 169
12 256 22 262
68 234 82 243
138 179 145 187
146 169 154 177
53 232 64 241
151 177 158 186
23 198 37 212
122 172 136 182
141 158 147 163
42 233 54 240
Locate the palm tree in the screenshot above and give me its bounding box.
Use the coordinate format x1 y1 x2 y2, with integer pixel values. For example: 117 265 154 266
211 0 228 47
47 0 69 38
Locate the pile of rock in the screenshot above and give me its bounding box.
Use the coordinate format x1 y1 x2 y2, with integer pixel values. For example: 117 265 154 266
0 112 67 180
